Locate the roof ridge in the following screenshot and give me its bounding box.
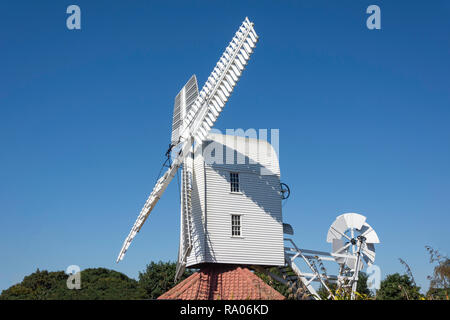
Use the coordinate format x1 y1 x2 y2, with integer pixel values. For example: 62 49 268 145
158 265 285 300
158 272 200 299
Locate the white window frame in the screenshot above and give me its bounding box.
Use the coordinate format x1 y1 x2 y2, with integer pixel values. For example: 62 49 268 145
231 213 243 238
230 172 240 193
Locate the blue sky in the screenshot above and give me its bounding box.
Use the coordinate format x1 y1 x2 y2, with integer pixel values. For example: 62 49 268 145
0 0 449 293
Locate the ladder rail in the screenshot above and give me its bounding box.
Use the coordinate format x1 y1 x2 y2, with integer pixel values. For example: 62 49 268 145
283 238 342 300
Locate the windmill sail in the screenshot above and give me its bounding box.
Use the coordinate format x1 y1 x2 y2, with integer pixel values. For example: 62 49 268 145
117 17 258 263
327 213 379 270
183 17 258 145
171 75 199 145
116 160 181 262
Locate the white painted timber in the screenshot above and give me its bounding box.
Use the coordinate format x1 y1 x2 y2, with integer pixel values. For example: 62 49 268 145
186 133 284 267
186 143 208 266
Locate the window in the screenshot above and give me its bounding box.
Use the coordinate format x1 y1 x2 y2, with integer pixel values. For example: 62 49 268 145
230 172 239 193
231 214 241 237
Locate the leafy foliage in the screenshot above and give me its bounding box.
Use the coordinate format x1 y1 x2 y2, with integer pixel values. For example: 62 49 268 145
317 272 372 300
376 273 422 300
0 268 147 300
137 261 193 299
0 262 196 300
425 246 449 300
254 267 297 299
356 272 371 296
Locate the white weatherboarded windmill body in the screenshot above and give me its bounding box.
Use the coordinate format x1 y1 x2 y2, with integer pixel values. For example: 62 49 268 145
181 133 285 271
117 18 380 300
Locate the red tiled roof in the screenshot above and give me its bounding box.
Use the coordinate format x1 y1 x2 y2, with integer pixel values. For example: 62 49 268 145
158 264 285 300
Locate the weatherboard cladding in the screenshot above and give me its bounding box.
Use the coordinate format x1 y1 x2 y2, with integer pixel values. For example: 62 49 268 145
186 134 284 267
205 168 284 265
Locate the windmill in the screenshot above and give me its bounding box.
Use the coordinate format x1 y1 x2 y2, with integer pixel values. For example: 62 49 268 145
116 17 262 270
279 213 380 299
116 17 380 300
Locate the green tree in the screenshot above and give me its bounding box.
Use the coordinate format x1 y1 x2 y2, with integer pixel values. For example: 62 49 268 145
376 273 422 300
356 272 371 297
0 268 147 300
317 272 371 300
425 246 449 300
138 261 193 299
254 267 297 299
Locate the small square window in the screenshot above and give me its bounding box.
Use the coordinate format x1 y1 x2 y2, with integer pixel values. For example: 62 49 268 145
230 172 239 193
231 214 241 237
